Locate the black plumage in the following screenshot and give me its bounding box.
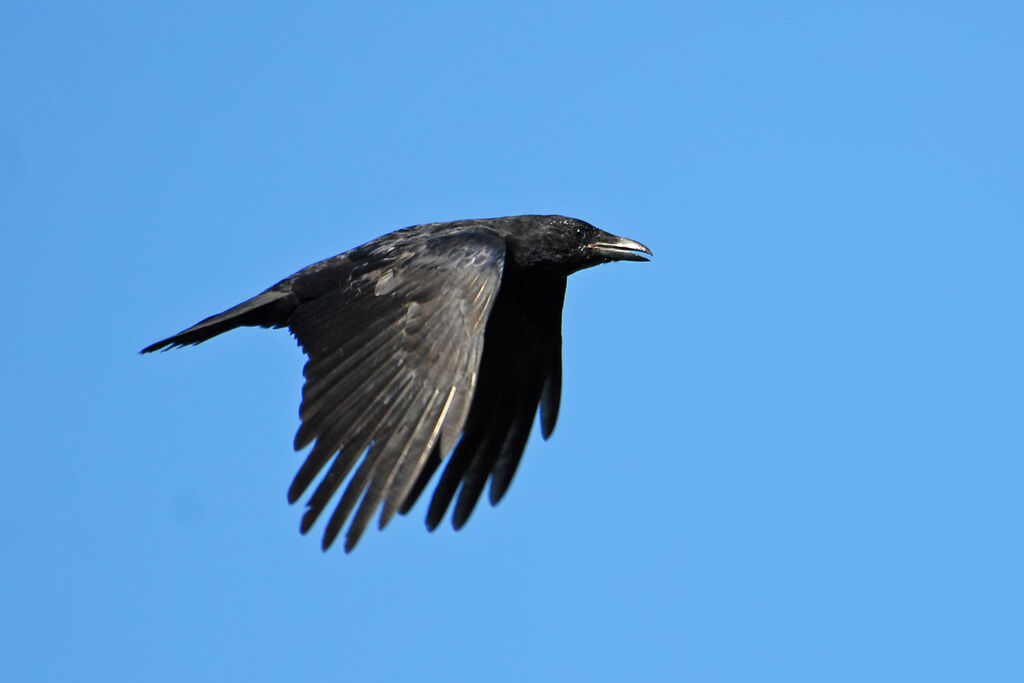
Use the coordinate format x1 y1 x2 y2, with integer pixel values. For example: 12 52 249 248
142 215 651 551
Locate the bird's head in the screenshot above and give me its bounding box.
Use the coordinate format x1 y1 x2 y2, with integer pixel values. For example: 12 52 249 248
495 215 653 276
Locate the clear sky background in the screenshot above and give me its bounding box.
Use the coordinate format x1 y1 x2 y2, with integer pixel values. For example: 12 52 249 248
3 2 1022 681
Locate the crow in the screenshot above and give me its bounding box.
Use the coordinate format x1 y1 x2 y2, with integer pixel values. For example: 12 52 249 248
143 215 652 552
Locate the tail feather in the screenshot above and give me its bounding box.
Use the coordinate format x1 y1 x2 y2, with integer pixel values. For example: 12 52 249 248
141 288 297 354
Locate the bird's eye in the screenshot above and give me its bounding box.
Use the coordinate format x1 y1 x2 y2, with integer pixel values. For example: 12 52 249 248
574 227 585 238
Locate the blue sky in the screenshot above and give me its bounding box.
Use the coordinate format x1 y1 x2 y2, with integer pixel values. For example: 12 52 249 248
3 2 1022 681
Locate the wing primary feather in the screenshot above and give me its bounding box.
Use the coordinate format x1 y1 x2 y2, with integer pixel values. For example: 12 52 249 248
294 337 407 449
539 361 561 439
426 429 484 531
297 374 416 530
344 389 444 549
488 364 547 503
452 428 507 530
299 440 367 534
289 363 409 501
298 311 403 412
450 364 524 528
488 392 541 505
318 377 418 549
398 442 441 516
322 455 380 551
379 385 457 529
373 307 471 522
425 357 502 530
298 307 392 373
295 282 476 518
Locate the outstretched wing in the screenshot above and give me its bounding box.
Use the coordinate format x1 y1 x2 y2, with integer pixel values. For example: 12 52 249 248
286 228 506 552
417 276 567 531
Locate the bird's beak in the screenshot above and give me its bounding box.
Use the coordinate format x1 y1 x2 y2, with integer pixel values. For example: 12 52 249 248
586 232 654 262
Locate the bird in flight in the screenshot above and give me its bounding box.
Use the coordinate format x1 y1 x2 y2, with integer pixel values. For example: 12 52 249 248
143 215 652 552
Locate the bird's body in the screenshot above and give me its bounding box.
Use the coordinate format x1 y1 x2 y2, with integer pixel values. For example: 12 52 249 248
143 215 651 551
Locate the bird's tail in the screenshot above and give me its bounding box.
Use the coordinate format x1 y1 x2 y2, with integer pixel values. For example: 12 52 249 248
140 288 297 354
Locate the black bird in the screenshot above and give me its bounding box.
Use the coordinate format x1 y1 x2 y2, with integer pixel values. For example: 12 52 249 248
143 215 651 552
